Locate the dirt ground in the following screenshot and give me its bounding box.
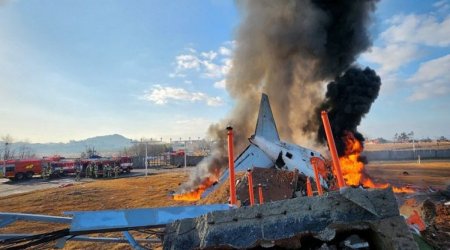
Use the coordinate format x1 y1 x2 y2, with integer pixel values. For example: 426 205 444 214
1 161 449 249
365 160 450 189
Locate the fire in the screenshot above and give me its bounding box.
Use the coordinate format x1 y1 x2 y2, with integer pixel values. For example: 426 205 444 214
339 131 414 193
392 186 415 193
173 176 217 201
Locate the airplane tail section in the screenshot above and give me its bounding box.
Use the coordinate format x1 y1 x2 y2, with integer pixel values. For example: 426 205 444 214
254 93 280 142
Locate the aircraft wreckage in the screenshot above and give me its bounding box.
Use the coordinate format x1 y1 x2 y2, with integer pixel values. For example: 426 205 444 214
0 94 418 249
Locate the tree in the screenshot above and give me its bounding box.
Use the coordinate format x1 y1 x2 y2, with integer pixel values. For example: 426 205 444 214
1 134 14 160
119 147 130 157
408 131 415 142
17 142 35 159
81 146 98 158
393 131 416 143
438 136 448 142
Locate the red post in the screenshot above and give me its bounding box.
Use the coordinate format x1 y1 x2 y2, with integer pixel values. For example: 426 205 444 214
406 210 426 231
320 111 346 188
306 177 313 197
311 158 324 196
227 126 237 206
258 183 264 204
247 169 255 206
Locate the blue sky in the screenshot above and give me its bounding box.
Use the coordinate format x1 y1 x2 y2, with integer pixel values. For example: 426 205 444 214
0 0 449 143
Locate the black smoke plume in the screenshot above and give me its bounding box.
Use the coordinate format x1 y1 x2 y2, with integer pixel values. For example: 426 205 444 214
178 0 379 194
316 66 381 155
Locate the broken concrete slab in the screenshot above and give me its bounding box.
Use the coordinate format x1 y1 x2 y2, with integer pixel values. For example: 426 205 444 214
164 188 418 250
340 187 379 217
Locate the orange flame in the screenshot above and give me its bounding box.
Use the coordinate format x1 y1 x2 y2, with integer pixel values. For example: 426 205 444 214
339 131 414 193
173 177 217 201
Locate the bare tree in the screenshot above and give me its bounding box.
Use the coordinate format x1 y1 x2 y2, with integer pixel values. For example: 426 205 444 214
127 142 169 158
119 146 130 157
1 134 14 160
17 141 36 159
81 146 98 158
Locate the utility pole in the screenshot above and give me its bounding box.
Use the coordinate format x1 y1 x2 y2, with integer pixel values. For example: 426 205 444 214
2 142 7 176
183 138 187 170
145 141 148 176
132 139 152 176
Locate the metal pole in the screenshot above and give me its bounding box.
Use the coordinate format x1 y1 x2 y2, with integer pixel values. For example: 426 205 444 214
320 111 346 188
123 231 145 250
227 126 237 206
306 177 313 197
184 139 187 170
145 142 148 176
258 184 264 204
2 143 6 178
247 169 255 206
311 158 324 196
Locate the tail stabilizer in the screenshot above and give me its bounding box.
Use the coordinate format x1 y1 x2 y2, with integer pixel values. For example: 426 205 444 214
254 93 280 142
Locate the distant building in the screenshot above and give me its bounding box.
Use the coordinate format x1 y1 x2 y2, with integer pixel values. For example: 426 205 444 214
171 140 212 156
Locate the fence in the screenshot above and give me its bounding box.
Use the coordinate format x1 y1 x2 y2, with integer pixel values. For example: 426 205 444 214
131 155 205 168
363 149 450 161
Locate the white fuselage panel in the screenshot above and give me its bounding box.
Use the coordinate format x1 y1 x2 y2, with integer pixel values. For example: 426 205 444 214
250 135 328 188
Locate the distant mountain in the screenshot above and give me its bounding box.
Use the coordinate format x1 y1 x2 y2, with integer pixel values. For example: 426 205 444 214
2 134 133 158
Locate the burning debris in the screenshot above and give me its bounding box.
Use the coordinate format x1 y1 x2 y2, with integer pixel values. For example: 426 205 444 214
313 67 382 190
421 199 450 249
175 0 412 202
399 188 450 249
179 0 380 193
310 67 414 193
174 87 413 202
173 176 218 201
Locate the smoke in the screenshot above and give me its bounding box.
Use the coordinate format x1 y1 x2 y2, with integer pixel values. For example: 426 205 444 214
315 67 382 155
179 0 379 193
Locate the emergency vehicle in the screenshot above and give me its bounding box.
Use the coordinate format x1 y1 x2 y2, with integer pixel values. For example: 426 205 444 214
0 159 47 181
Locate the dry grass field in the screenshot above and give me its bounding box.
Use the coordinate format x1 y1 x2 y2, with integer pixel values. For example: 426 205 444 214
1 160 449 249
0 171 193 249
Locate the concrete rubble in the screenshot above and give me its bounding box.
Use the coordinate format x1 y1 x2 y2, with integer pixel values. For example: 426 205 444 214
163 188 418 250
421 198 450 249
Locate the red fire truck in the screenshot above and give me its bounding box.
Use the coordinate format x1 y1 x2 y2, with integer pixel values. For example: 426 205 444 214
0 159 47 181
116 156 133 173
0 156 132 181
49 159 76 176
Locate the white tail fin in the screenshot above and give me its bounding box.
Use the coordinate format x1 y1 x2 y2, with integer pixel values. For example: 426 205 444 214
254 93 280 142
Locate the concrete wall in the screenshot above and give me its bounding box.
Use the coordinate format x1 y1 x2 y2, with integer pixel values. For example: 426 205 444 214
363 149 450 161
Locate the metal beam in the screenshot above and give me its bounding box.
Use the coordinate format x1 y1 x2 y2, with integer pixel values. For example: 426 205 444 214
0 234 159 243
65 204 229 234
0 212 72 228
0 217 16 228
123 231 146 250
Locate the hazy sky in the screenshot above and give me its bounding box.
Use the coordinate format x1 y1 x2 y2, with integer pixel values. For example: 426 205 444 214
1 0 449 143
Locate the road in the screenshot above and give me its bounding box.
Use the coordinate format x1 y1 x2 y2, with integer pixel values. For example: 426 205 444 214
0 167 194 197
